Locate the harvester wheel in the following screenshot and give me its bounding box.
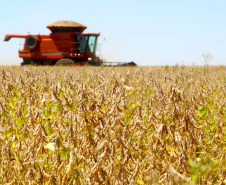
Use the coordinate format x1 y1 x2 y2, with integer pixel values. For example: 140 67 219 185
55 59 74 66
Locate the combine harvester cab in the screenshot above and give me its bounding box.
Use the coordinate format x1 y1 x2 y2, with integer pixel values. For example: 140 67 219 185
4 21 136 66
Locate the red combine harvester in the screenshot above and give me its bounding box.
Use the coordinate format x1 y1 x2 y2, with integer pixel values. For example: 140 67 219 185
4 21 136 66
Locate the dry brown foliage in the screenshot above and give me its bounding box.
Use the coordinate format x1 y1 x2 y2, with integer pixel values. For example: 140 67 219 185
0 66 225 184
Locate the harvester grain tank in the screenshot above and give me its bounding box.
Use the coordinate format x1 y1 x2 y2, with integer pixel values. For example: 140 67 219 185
4 21 136 66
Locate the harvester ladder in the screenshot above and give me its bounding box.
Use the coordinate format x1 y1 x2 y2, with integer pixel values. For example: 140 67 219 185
19 38 25 51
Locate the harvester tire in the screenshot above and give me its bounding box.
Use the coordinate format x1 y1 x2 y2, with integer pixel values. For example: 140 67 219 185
26 36 39 50
55 58 74 66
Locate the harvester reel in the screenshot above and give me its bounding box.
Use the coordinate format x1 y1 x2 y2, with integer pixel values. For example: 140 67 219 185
26 36 39 50
55 58 74 66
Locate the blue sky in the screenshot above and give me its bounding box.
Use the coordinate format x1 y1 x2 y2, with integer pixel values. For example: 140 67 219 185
0 0 225 66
